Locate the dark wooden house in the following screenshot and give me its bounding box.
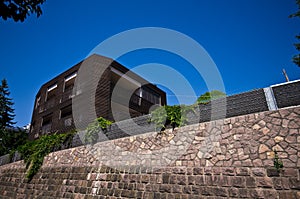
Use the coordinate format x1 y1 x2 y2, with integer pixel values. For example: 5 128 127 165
29 54 166 140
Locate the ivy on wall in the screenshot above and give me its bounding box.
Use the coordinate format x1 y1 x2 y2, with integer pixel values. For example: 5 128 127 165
14 116 112 181
17 131 75 181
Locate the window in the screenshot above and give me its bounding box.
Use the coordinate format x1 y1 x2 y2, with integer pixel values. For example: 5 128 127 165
45 83 57 101
60 105 72 119
41 113 52 134
42 114 52 126
142 88 161 104
60 105 73 127
64 72 77 92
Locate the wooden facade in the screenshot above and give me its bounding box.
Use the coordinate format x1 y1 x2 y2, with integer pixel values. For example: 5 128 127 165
29 54 166 140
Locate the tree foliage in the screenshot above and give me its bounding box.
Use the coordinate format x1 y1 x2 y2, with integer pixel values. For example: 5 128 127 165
85 117 112 144
149 105 195 132
0 79 22 156
290 0 300 67
196 90 226 104
0 0 46 22
150 90 226 132
0 127 28 156
0 79 15 129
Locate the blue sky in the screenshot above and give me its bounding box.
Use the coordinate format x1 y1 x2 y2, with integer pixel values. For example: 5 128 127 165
0 0 299 127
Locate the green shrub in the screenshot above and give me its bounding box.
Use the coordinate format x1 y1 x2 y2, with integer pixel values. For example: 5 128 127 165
85 117 112 144
149 105 194 132
196 90 226 104
17 131 75 181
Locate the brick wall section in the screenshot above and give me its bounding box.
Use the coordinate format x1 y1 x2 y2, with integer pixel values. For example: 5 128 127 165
0 106 299 198
1 165 299 199
272 80 300 109
189 89 269 124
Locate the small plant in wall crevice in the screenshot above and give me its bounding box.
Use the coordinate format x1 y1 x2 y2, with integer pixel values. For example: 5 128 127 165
273 150 284 172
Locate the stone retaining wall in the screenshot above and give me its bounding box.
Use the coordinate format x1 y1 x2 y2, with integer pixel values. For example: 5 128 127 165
0 106 299 198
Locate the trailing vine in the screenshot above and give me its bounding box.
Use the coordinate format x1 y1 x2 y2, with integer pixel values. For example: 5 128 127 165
17 131 75 181
85 117 112 144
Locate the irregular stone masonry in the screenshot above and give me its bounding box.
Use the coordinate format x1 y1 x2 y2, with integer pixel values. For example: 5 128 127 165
44 106 300 169
0 106 299 198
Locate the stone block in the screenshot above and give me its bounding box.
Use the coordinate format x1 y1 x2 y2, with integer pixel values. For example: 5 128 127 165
231 176 246 188
289 178 300 189
256 177 273 188
193 168 203 175
253 159 263 167
172 184 182 193
245 177 256 188
273 178 283 190
248 189 264 198
159 184 172 193
222 167 235 176
140 174 150 183
169 175 177 184
263 190 278 198
279 192 299 199
176 175 187 185
236 167 250 176
213 187 228 197
282 168 298 177
266 168 280 177
259 144 270 154
238 188 249 198
211 175 221 186
194 176 205 186
198 186 213 196
187 176 195 185
228 187 239 197
143 192 154 199
182 186 192 194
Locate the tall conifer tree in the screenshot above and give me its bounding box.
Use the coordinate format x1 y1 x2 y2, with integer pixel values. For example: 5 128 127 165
0 79 16 129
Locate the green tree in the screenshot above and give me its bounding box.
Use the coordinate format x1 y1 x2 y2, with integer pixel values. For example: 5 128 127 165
0 79 16 129
0 79 19 156
0 127 28 156
0 0 46 22
290 0 300 67
196 90 226 104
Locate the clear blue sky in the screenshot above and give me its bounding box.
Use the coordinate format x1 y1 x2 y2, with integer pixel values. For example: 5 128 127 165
0 0 299 127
